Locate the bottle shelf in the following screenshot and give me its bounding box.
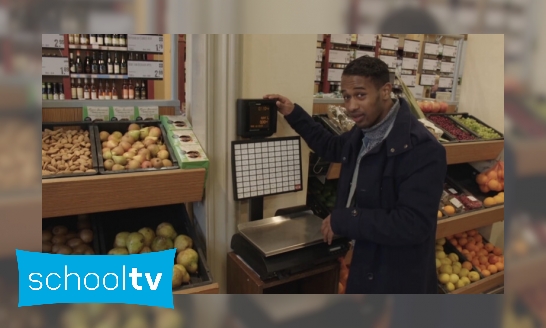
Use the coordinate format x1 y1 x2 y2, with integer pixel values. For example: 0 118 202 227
69 45 128 51
70 74 128 80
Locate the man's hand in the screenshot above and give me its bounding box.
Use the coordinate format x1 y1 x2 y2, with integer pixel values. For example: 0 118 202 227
321 215 334 245
263 94 295 116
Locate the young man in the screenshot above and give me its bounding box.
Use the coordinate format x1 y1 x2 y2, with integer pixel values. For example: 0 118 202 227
264 56 446 294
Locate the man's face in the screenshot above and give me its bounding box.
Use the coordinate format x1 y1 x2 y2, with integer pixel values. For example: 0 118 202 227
341 75 390 129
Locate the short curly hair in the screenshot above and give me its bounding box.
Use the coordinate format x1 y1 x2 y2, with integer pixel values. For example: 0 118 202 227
342 56 390 89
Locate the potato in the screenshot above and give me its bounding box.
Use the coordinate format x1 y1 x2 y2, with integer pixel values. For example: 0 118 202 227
42 128 94 176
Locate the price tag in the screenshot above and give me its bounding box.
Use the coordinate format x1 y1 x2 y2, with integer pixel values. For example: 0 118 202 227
317 34 323 42
355 50 375 58
128 61 163 79
440 62 455 73
137 106 159 120
467 196 479 202
111 106 136 121
83 106 110 122
42 57 69 76
327 68 343 82
316 48 324 61
329 50 351 63
42 34 65 48
402 57 418 70
420 74 436 86
330 34 351 45
315 68 322 81
403 40 420 53
448 188 458 195
424 43 439 55
450 198 463 209
439 77 453 88
127 34 164 53
443 45 457 57
381 36 399 50
379 55 396 68
400 75 416 87
423 59 438 71
357 34 376 46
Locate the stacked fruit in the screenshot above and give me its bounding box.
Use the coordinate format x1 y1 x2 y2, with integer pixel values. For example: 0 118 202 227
42 215 95 255
436 238 481 292
428 115 477 141
446 230 504 277
107 222 198 289
475 161 504 193
452 116 502 139
484 192 504 207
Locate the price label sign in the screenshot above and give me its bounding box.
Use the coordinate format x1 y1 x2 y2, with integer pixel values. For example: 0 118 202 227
42 57 69 76
443 45 457 57
400 75 416 87
42 34 65 48
357 34 376 46
83 106 110 122
402 57 418 70
330 34 351 45
137 106 160 120
381 36 399 50
440 62 455 73
439 77 453 88
128 61 164 79
379 55 397 68
316 48 324 61
403 40 420 53
420 74 436 86
111 106 136 121
422 59 438 71
424 42 439 55
127 34 164 53
315 68 322 81
327 68 343 82
317 34 324 42
356 50 375 58
329 50 351 63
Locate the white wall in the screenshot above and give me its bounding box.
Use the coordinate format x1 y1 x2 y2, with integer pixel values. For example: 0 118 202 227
241 34 317 219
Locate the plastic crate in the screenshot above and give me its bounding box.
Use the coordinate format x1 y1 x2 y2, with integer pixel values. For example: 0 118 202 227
93 121 179 175
42 122 99 179
441 178 485 215
426 114 483 142
42 214 101 255
94 204 213 292
437 238 484 294
444 113 504 141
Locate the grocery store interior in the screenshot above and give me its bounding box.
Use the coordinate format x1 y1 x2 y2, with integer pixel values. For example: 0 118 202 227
38 34 506 296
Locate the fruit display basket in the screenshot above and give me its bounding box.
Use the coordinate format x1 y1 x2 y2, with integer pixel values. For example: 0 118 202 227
441 113 504 141
42 214 101 255
93 121 179 175
447 163 504 208
94 204 213 292
426 114 482 143
440 178 484 216
437 239 484 294
42 122 100 179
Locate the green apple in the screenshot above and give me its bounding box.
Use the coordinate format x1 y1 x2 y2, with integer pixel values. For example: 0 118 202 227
440 264 453 274
437 238 446 246
436 259 442 269
459 268 470 278
452 265 461 275
450 274 459 284
441 258 452 266
461 277 471 286
468 271 480 282
446 282 455 292
438 273 450 284
448 253 459 263
435 245 444 252
436 251 446 259
456 279 466 289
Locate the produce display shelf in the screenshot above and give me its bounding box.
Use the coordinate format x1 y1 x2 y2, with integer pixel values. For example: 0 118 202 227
70 73 128 79
69 45 128 51
172 282 220 294
449 271 504 294
436 206 504 239
42 169 206 218
325 140 505 180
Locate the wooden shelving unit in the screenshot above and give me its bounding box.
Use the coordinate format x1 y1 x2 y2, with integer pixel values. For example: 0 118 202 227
450 271 504 294
436 206 504 239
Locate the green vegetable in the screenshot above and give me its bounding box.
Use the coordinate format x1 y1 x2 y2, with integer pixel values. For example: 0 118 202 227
452 116 501 139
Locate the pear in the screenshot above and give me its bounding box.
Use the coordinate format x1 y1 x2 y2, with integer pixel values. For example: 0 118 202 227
176 248 199 273
174 235 193 253
151 236 174 252
140 127 151 139
140 246 151 254
108 247 129 255
126 232 145 254
114 232 130 248
156 222 177 240
138 227 156 247
128 123 141 131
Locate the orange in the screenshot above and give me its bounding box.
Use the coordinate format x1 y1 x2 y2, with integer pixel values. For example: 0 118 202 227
482 270 491 277
476 242 484 250
493 247 503 256
472 258 481 267
495 262 504 271
437 210 443 218
476 173 488 185
488 170 497 180
485 243 495 252
484 197 497 207
488 265 498 274
480 185 490 193
488 179 500 191
450 239 458 246
462 261 473 270
459 238 468 246
474 235 483 243
443 206 456 215
479 256 489 265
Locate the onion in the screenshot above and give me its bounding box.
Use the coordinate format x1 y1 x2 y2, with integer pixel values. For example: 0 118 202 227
42 230 53 242
52 225 68 235
57 245 73 255
79 229 93 243
104 159 114 171
149 127 162 138
52 235 67 245
67 238 84 248
157 150 170 160
52 244 61 254
65 232 78 240
84 248 95 255
99 131 110 142
128 123 141 131
42 242 52 253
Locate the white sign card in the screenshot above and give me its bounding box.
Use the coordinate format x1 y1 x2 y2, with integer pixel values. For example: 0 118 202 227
83 106 110 122
355 50 375 58
317 34 323 41
329 50 351 63
330 34 351 45
402 57 418 70
422 59 438 71
327 68 343 82
400 74 416 86
42 57 69 76
315 68 322 81
440 61 455 73
137 106 159 120
403 40 420 53
316 48 324 61
410 85 424 98
439 77 453 88
357 34 376 46
112 106 136 120
127 34 164 53
379 55 397 68
42 34 65 48
420 74 436 86
128 61 164 79
381 36 399 50
424 43 439 55
443 45 457 57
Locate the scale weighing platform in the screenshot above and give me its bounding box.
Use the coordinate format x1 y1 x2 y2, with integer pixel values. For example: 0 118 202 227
231 99 350 281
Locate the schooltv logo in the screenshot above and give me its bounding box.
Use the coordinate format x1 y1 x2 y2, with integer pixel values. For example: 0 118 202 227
16 249 175 308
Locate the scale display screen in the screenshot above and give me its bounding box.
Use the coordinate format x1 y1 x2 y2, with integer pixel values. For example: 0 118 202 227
231 137 303 200
237 99 278 138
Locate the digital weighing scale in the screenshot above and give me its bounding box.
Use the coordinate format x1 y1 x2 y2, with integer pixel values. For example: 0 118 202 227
230 99 350 281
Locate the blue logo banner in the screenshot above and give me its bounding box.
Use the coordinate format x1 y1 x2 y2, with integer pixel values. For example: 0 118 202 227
16 249 175 308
